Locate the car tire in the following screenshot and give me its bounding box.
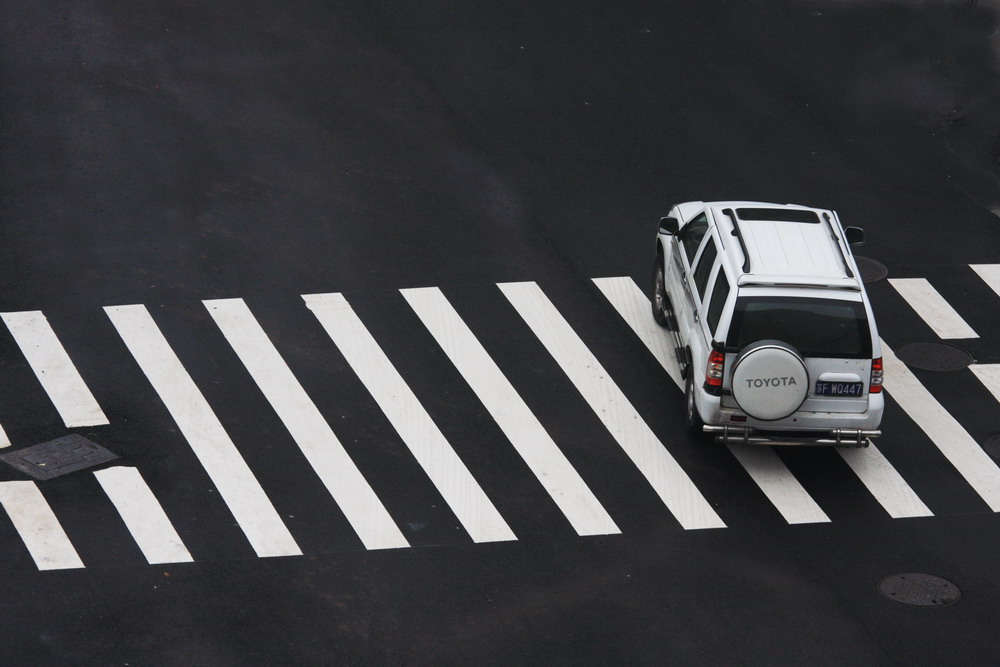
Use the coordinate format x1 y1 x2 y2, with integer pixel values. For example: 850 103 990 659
685 371 705 437
652 258 669 327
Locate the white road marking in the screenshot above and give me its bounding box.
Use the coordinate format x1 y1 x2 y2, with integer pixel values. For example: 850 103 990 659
726 446 830 524
970 364 1000 404
882 341 1000 511
592 277 684 388
888 278 978 339
304 292 516 544
0 481 84 570
972 264 1000 300
593 276 829 525
836 445 933 518
93 466 194 564
0 424 10 448
402 287 620 537
204 298 409 550
1 311 109 428
105 304 302 558
500 281 725 530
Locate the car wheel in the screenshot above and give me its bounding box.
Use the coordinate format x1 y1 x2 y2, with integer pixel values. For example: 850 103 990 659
652 258 669 327
685 371 705 436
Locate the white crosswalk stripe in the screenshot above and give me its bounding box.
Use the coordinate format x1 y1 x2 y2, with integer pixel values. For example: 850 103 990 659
970 365 1000 405
882 341 1000 511
500 281 725 530
106 304 302 558
94 466 194 564
0 481 84 570
205 298 409 551
726 445 830 524
836 446 932 519
888 278 978 339
593 276 930 522
592 277 684 387
402 286 620 537
1 310 109 428
971 264 1000 299
304 292 517 544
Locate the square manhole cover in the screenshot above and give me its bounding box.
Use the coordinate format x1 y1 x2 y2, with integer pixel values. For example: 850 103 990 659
0 434 118 480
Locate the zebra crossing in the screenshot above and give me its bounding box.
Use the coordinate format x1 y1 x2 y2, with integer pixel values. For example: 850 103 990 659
206 297 410 551
0 267 999 571
401 286 620 536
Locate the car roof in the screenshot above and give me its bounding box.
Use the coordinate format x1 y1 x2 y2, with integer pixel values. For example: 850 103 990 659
700 201 863 292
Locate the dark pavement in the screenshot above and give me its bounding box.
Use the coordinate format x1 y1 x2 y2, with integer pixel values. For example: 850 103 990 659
2 1 1000 664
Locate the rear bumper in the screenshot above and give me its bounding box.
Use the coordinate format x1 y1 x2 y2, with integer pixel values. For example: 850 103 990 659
703 425 880 447
697 389 884 431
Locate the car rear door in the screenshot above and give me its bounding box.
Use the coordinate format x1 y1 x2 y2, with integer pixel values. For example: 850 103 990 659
722 293 874 414
678 224 721 373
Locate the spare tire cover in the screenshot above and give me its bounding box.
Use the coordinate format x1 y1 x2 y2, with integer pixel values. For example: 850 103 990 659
730 340 809 421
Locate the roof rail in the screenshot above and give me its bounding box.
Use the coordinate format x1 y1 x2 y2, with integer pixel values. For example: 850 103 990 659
736 275 863 291
723 208 751 273
821 212 855 280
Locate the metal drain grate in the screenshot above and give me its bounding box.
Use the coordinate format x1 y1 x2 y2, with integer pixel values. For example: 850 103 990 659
894 342 973 372
854 256 888 283
879 573 960 607
0 435 118 480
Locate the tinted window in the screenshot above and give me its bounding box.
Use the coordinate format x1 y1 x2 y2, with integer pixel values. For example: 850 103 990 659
736 208 820 223
706 270 731 335
680 213 708 265
727 297 871 358
692 239 718 301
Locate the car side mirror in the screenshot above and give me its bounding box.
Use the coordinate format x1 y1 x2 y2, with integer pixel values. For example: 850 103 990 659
659 216 679 235
844 226 865 247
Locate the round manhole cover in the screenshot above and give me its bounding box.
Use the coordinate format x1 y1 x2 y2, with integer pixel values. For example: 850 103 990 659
983 435 1000 460
879 573 960 607
855 256 888 282
894 342 973 372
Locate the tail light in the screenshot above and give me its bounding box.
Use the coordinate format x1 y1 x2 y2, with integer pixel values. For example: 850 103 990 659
870 357 883 394
704 349 725 393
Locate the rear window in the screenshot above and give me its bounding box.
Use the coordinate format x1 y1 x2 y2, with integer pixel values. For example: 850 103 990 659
726 297 872 358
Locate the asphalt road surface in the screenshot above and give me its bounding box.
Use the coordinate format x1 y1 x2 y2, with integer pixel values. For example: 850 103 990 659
2 1 1000 664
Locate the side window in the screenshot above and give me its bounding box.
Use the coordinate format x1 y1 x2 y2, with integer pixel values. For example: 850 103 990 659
692 239 718 301
706 269 731 335
680 213 708 265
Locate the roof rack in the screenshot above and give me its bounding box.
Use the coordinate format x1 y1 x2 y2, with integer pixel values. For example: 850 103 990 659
723 208 751 273
821 212 855 280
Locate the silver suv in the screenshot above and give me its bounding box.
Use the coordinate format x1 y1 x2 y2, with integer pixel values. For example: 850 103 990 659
652 201 884 447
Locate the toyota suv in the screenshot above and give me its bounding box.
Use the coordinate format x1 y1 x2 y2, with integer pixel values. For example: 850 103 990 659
652 201 883 447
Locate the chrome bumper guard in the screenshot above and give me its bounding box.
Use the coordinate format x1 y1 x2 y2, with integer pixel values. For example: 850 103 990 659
703 425 879 447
